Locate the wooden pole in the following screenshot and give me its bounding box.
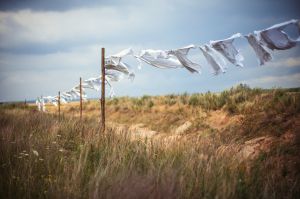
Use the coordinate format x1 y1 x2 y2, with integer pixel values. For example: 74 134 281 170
101 48 105 133
58 91 61 122
80 77 83 121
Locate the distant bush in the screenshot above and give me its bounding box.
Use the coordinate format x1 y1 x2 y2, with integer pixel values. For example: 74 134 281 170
224 99 238 114
180 92 188 105
141 95 151 101
186 84 264 113
147 100 154 108
164 95 177 106
69 106 77 111
188 94 199 106
0 103 26 110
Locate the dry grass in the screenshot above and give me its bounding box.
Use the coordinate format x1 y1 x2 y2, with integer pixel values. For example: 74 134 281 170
1 85 300 198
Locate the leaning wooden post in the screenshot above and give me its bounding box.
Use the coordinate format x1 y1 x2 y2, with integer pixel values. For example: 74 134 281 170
58 91 61 122
80 77 83 121
101 48 105 133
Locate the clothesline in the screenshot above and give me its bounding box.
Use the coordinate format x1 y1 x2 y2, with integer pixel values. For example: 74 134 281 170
36 19 300 110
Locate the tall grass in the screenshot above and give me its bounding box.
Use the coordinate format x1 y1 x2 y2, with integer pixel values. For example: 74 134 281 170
1 105 299 198
1 85 300 198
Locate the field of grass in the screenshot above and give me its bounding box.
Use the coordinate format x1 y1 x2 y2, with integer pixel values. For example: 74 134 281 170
1 84 300 198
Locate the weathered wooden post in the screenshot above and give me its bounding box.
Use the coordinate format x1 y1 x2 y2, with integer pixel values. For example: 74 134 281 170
58 91 61 122
101 48 105 133
80 77 83 121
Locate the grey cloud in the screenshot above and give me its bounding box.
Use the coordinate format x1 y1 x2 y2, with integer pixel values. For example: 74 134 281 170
0 0 125 11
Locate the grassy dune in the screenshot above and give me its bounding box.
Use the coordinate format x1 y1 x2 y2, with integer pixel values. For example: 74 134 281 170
1 84 300 198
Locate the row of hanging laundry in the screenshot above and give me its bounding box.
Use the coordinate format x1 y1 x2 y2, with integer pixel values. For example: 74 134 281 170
36 19 300 110
35 48 135 110
134 19 300 74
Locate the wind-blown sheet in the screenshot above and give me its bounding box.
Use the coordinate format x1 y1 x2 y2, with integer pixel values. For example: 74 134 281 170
210 33 244 67
245 33 272 66
167 45 201 73
259 19 300 51
199 45 227 75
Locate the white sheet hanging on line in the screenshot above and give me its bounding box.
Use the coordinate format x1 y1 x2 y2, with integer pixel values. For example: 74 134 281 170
167 45 201 73
83 77 102 91
258 19 300 51
135 49 183 69
43 96 58 106
245 33 272 66
105 48 135 81
58 96 68 104
36 97 41 111
105 70 125 82
41 98 46 112
61 92 72 101
210 33 244 67
66 87 81 99
199 45 227 75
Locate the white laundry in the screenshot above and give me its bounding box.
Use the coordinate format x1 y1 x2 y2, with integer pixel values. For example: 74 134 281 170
43 96 58 106
83 77 102 91
59 97 68 104
167 45 201 73
41 98 46 112
66 87 81 99
108 86 115 98
105 48 135 81
43 96 55 103
105 61 131 75
83 76 115 98
105 70 125 82
245 33 272 66
210 33 244 67
199 45 227 75
61 92 72 101
258 19 300 51
111 48 134 59
135 49 183 70
35 98 41 111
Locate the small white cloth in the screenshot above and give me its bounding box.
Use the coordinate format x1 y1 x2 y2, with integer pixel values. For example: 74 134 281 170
83 77 102 91
105 70 124 82
66 87 81 99
43 96 58 106
60 92 73 102
105 48 135 81
35 97 41 111
259 19 300 51
245 33 272 66
83 76 115 98
167 45 201 73
210 33 244 67
135 49 183 69
199 45 227 75
41 98 46 112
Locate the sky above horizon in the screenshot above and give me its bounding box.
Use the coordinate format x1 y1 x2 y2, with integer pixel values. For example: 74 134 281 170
0 0 300 102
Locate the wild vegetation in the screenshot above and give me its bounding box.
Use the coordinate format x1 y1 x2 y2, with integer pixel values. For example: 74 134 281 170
1 84 300 198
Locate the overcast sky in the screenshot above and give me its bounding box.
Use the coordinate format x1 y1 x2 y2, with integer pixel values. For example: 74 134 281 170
0 0 300 102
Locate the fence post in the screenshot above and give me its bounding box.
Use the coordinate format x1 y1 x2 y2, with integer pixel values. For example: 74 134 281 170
80 77 82 121
101 48 105 133
58 91 61 122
